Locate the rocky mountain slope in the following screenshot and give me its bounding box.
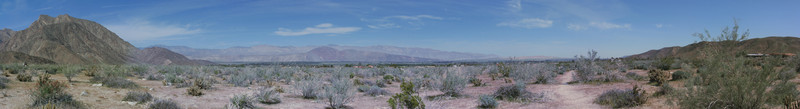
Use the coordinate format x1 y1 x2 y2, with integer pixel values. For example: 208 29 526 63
628 36 800 59
157 44 496 62
0 14 213 65
0 51 56 64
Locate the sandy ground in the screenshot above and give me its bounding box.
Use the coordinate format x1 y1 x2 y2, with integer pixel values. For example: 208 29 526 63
0 70 682 109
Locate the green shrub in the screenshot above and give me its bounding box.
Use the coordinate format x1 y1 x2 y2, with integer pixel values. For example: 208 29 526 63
227 94 255 109
648 69 670 86
357 85 370 92
383 75 395 84
478 95 497 108
365 86 388 96
61 66 81 82
17 73 33 82
594 85 647 108
148 99 181 109
122 91 153 104
670 71 691 81
387 82 425 109
253 87 281 104
163 74 184 86
469 77 484 87
654 83 675 96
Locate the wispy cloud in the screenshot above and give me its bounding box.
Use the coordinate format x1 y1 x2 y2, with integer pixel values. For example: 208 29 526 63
567 24 587 31
274 23 361 36
106 19 202 41
590 22 630 29
497 18 553 28
507 0 522 11
655 24 663 28
361 15 444 29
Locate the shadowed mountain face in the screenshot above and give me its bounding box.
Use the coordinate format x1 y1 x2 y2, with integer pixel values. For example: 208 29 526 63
0 28 14 45
628 36 800 59
0 14 137 64
0 51 56 64
157 44 497 62
133 47 214 65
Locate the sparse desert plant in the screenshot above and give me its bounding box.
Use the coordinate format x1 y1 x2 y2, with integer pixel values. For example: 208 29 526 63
594 85 647 108
61 66 81 82
91 76 138 89
295 79 321 99
387 82 425 109
365 86 388 96
493 83 539 102
0 76 8 89
148 99 181 109
625 72 647 81
323 78 355 109
375 79 387 88
357 85 370 92
647 69 670 85
122 91 153 104
654 83 675 96
478 95 498 108
228 73 253 87
670 70 690 81
162 74 184 86
227 94 256 109
17 73 33 82
254 87 281 104
469 76 484 87
187 85 204 96
383 75 395 84
573 50 623 83
30 76 83 109
438 70 467 97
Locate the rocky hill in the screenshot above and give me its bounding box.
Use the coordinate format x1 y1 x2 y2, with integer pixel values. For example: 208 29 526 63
0 14 213 65
0 51 56 64
133 47 214 65
628 36 800 59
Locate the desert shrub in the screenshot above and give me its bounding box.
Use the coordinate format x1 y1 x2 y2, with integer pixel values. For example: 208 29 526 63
162 74 184 86
647 69 670 86
387 82 425 109
573 50 623 83
17 73 33 82
295 79 321 99
122 91 153 104
91 76 138 89
227 94 256 109
383 75 395 84
767 81 799 105
478 95 498 108
60 66 81 82
594 85 647 108
190 78 214 90
253 87 281 104
495 62 512 77
228 73 252 87
30 77 83 109
357 85 370 92
469 76 484 87
654 83 675 96
148 99 181 109
625 72 647 81
187 85 203 96
670 70 691 81
494 83 538 102
323 78 355 109
438 71 467 97
651 58 675 70
677 21 796 108
375 79 387 88
146 74 163 81
365 86 388 96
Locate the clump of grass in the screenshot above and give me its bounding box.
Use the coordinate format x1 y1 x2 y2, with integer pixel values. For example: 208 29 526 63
227 94 256 109
148 99 181 109
253 87 281 104
122 91 153 104
478 95 498 108
594 85 647 108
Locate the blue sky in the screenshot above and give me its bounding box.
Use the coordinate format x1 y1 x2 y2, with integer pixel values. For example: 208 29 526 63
1 0 798 58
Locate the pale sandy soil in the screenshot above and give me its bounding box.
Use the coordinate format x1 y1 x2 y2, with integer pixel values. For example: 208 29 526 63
0 70 694 109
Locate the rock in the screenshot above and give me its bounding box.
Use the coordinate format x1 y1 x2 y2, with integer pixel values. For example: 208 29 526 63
149 88 154 91
92 84 102 86
80 91 89 96
125 101 136 106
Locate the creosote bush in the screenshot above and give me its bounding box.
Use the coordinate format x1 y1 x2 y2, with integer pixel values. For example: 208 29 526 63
17 73 33 82
187 85 203 96
478 95 497 108
647 69 670 86
594 85 647 108
670 70 690 81
494 83 537 102
31 75 83 109
122 91 153 104
388 82 425 109
148 99 181 109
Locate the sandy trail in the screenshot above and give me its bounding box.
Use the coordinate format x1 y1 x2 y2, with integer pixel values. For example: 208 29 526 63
551 71 603 108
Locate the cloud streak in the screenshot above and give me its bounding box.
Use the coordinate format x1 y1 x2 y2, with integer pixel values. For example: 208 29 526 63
590 22 630 29
497 18 553 28
106 19 201 41
274 23 361 36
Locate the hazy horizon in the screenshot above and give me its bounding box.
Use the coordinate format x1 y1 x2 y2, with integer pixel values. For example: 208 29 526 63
1 0 798 58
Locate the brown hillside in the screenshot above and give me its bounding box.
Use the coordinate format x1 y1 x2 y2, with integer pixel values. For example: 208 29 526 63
0 51 56 64
628 36 800 59
134 47 215 65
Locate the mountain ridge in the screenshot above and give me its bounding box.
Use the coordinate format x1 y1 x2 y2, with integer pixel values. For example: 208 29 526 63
627 36 800 59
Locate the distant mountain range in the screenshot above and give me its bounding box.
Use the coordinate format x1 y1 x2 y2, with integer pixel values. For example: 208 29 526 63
0 14 212 65
628 36 800 59
156 44 500 62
